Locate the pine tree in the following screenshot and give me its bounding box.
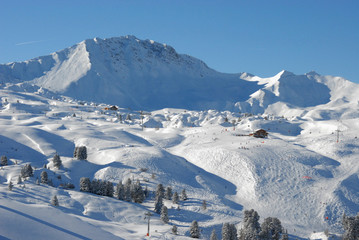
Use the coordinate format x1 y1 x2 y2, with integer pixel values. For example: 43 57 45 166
239 209 261 240
124 178 132 201
222 223 231 240
8 181 13 191
156 184 165 199
154 194 163 214
126 113 131 121
210 229 218 240
105 181 114 197
259 217 282 240
115 181 125 200
1 155 8 166
229 224 238 240
180 189 188 201
74 146 87 160
91 179 100 195
160 206 169 223
53 153 62 169
20 164 33 178
342 213 359 240
165 186 172 200
51 195 59 206
172 192 179 204
80 177 91 192
40 171 48 184
77 146 87 160
189 220 200 238
36 177 40 185
132 180 145 203
172 225 178 235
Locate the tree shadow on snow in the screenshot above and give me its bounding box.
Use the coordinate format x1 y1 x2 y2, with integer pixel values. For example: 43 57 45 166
168 208 212 223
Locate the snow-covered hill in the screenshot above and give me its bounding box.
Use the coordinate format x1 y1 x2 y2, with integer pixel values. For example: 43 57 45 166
0 36 358 239
0 85 357 239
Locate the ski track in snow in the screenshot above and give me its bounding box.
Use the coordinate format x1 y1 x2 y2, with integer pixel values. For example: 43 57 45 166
22 133 45 155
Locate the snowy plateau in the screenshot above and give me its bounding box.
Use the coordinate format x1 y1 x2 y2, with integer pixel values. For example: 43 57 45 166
0 35 359 239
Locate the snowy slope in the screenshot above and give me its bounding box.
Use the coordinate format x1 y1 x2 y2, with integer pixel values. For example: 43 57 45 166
0 36 260 111
0 85 358 239
0 35 359 239
1 36 358 118
237 70 359 120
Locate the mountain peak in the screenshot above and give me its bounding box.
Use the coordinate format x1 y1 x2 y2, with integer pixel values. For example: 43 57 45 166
305 70 320 76
278 70 295 78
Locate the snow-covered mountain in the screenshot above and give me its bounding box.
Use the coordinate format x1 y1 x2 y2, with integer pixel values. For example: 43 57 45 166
1 36 359 239
0 36 260 111
1 35 358 115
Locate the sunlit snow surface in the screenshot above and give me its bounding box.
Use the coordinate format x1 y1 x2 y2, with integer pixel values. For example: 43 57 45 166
0 82 357 239
0 36 358 239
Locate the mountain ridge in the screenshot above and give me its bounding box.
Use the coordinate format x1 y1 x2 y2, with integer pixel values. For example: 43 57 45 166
0 36 358 117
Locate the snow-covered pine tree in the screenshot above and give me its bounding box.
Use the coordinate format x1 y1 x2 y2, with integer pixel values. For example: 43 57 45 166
96 180 106 196
259 217 282 240
8 181 13 191
1 155 8 166
342 213 359 240
222 223 231 240
154 194 163 214
36 177 40 185
229 224 238 240
239 209 261 240
77 146 87 160
172 225 178 235
105 181 114 197
20 164 33 178
180 189 188 201
210 229 218 240
189 220 200 238
80 177 91 192
156 183 165 199
51 195 59 206
160 206 169 223
91 179 100 195
40 171 48 184
172 192 179 204
115 181 125 200
165 186 172 200
124 178 132 201
132 180 145 203
53 153 62 169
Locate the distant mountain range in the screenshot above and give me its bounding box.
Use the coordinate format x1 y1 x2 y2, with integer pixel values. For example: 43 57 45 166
1 36 358 117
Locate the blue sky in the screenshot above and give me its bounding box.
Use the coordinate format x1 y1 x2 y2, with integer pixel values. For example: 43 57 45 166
1 0 358 82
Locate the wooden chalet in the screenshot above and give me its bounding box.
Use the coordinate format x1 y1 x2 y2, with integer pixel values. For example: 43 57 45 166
253 129 268 138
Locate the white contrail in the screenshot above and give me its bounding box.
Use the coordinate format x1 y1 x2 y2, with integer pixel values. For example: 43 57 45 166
15 40 45 46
